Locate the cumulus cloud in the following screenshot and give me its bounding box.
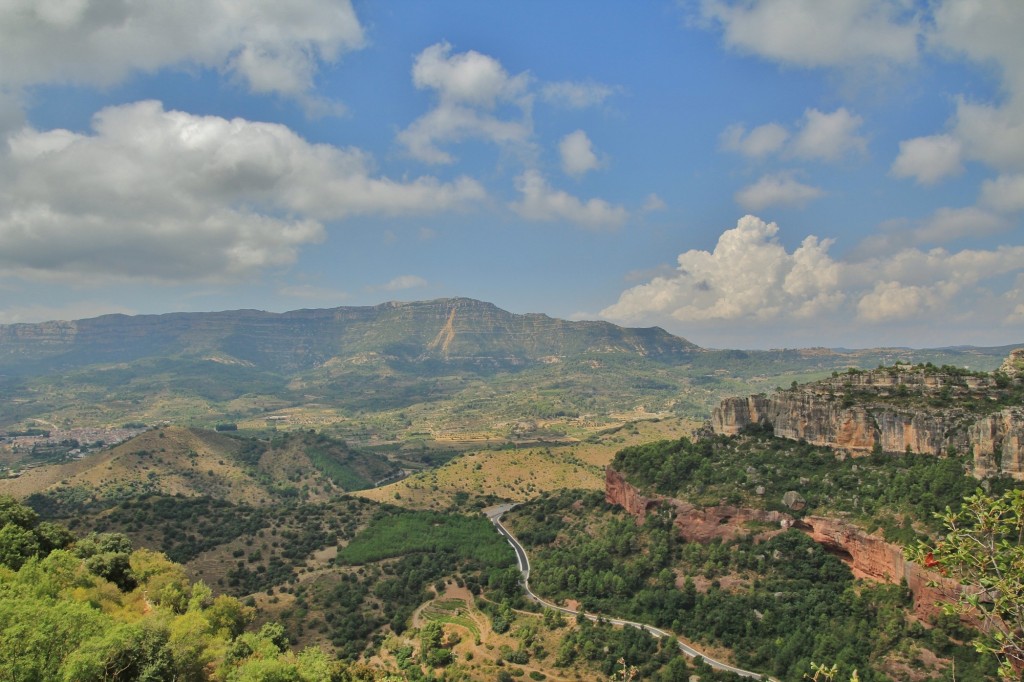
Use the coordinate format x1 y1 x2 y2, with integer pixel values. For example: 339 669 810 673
889 2 1024 186
0 100 485 282
981 173 1024 213
852 207 1008 257
600 215 1024 333
510 170 628 229
698 0 919 68
890 135 964 184
722 109 865 163
559 130 603 177
931 0 1024 108
0 0 364 100
951 99 1024 171
790 108 867 161
601 216 842 322
398 42 533 164
541 81 618 108
735 172 823 210
411 42 529 108
720 123 789 158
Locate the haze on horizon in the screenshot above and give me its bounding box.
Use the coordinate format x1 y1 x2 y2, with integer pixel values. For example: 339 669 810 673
1 1 1022 350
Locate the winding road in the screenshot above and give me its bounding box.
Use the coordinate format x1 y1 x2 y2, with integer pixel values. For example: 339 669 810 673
486 504 771 681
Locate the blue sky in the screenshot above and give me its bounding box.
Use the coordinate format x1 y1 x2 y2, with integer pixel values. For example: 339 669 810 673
1 0 1023 349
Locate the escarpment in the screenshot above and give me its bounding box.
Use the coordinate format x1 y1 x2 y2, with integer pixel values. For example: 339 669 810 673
605 468 962 622
712 352 1024 479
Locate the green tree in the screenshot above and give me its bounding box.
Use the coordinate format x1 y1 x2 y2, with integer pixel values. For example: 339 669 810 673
909 488 1024 679
0 524 40 570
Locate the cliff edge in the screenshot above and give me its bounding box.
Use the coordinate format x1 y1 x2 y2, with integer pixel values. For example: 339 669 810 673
711 351 1024 479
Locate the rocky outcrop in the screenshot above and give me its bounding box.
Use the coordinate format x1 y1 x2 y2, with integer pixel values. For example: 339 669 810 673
605 466 661 520
606 467 964 622
971 408 1024 478
1000 348 1024 378
711 356 1024 480
605 468 791 543
794 516 964 622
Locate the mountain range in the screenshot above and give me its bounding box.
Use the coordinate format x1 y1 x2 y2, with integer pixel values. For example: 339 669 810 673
0 298 1018 440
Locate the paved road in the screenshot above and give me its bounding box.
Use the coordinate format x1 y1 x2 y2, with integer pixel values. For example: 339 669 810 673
485 505 771 681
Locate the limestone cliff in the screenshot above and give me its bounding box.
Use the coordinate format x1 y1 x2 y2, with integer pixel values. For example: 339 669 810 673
711 354 1024 479
606 467 962 622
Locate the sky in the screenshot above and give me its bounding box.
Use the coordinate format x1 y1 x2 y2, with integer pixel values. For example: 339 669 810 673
1 0 1023 350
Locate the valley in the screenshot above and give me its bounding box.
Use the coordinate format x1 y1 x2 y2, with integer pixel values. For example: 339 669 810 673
0 300 1022 680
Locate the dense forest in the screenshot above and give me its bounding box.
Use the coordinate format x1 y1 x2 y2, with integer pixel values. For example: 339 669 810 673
611 429 1020 541
506 490 998 681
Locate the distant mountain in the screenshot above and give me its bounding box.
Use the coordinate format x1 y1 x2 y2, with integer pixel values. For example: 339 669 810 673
0 297 700 375
0 298 1017 436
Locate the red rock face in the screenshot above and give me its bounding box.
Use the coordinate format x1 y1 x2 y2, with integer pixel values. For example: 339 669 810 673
794 516 964 623
606 467 965 623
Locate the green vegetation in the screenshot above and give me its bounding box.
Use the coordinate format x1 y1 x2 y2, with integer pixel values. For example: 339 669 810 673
0 496 391 681
823 362 1024 415
507 490 998 681
337 509 515 568
612 431 1020 539
909 488 1024 679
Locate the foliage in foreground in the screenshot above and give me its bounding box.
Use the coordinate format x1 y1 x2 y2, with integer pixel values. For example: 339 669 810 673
909 488 1024 680
0 495 395 680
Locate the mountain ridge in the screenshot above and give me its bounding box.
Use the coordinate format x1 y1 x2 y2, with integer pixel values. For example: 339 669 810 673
0 297 700 375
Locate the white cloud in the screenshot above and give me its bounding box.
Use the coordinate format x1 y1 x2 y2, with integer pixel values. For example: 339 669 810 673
931 0 1024 106
541 81 617 109
722 108 865 163
377 275 428 292
951 98 1024 170
855 281 942 322
411 42 529 108
735 172 823 210
698 0 919 68
887 2 1024 182
0 0 364 100
559 130 603 177
890 134 964 184
790 108 866 161
852 206 1008 257
601 216 842 323
642 194 667 212
981 173 1024 213
0 100 485 282
720 123 789 159
600 215 1024 334
398 42 533 164
510 170 628 229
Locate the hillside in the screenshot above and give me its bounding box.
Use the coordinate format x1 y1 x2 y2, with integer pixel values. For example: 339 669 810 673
0 426 400 511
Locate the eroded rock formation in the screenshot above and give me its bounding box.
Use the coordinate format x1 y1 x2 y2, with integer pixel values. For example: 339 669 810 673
794 515 963 622
711 355 1024 480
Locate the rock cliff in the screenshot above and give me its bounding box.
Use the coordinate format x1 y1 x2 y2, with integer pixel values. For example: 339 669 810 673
606 467 962 622
711 355 1024 479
